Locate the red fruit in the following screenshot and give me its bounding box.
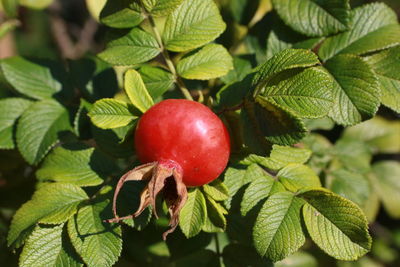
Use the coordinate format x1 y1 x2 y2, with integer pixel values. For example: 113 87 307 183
107 99 230 239
135 99 230 186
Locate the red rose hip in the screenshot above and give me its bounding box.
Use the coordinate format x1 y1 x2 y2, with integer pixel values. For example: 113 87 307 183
107 99 230 239
135 99 230 186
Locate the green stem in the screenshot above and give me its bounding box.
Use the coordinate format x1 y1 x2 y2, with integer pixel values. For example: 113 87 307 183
146 12 193 100
214 233 221 256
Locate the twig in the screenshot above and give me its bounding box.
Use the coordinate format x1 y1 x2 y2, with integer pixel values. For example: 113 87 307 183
144 9 193 100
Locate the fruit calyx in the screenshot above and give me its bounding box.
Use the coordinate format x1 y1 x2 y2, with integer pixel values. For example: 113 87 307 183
105 160 188 240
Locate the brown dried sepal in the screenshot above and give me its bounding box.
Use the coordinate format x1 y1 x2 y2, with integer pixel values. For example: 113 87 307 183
105 161 188 240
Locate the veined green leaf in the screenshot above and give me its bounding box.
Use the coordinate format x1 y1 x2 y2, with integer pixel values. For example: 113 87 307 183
241 167 284 216
329 169 370 208
272 0 351 37
260 67 333 118
8 183 88 248
217 72 255 109
16 100 72 165
177 44 233 80
88 98 139 129
300 189 372 260
251 97 307 146
138 65 174 99
319 3 400 60
141 0 184 17
0 98 32 149
242 145 312 171
124 69 154 113
179 188 207 238
278 164 321 192
68 189 122 267
342 116 400 154
202 179 229 202
364 46 400 112
253 192 305 262
100 0 143 28
223 165 255 207
99 28 160 66
19 224 83 267
253 49 320 91
371 161 400 219
1 57 70 100
36 145 117 187
162 0 226 52
324 54 380 126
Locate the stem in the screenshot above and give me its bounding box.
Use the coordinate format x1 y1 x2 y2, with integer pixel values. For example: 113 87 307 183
214 233 221 256
146 12 193 100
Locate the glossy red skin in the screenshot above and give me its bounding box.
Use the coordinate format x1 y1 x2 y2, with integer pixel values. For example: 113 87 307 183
135 99 230 187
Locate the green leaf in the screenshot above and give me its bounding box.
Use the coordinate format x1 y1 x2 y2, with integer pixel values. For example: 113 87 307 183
177 44 233 80
223 164 263 206
1 57 70 100
324 54 380 126
141 0 184 17
253 49 320 91
241 167 284 216
272 0 351 37
300 189 372 260
334 138 372 173
202 179 229 201
8 183 88 248
253 192 305 262
318 3 400 60
36 145 116 187
124 69 154 112
19 0 52 9
371 161 400 219
364 45 400 112
99 0 143 28
68 190 122 267
251 96 308 146
16 100 72 165
98 28 160 66
329 169 370 208
88 98 139 129
278 164 321 192
162 0 226 52
19 224 83 267
138 65 174 99
260 67 333 118
179 188 207 238
342 116 400 154
202 197 227 233
0 97 32 149
259 145 312 171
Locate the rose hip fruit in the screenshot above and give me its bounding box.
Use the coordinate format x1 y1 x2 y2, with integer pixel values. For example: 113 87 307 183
106 99 230 239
